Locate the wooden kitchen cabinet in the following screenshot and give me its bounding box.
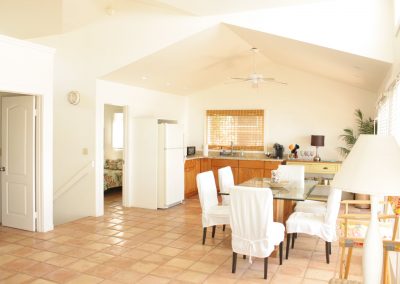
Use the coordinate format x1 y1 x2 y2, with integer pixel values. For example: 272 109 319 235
184 158 283 197
184 159 201 198
264 161 282 177
237 160 265 184
211 159 239 190
200 158 211 172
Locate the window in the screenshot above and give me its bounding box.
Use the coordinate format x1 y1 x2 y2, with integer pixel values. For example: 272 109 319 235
112 112 124 149
206 109 264 151
377 80 400 143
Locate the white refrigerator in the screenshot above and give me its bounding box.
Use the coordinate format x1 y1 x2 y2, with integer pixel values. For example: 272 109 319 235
157 123 184 208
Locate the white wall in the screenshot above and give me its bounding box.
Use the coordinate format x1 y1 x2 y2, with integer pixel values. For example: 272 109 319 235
0 35 54 232
222 0 394 62
31 1 215 225
186 63 376 161
95 80 186 215
104 104 124 160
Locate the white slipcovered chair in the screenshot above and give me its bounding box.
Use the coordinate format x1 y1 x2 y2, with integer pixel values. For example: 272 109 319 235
230 186 285 279
196 171 230 245
285 188 342 264
218 166 234 205
278 164 326 214
294 199 327 214
277 164 304 188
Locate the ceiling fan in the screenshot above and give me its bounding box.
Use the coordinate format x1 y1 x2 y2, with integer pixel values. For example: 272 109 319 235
230 47 287 88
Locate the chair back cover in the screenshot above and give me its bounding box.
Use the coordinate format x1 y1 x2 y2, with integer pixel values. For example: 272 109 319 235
277 165 305 188
324 188 342 226
230 186 276 259
218 166 234 205
196 171 218 212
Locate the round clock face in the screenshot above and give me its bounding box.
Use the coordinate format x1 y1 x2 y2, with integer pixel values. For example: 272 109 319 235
67 91 80 105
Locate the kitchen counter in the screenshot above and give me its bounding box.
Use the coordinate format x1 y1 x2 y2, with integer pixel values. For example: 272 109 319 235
185 152 284 162
185 152 341 164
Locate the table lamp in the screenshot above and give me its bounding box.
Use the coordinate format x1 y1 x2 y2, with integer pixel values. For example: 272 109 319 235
331 135 400 284
311 135 324 161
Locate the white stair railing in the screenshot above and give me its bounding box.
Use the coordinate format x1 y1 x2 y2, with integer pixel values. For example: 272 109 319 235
54 161 94 200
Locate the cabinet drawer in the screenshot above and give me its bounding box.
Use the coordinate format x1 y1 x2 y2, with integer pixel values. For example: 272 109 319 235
239 160 264 169
264 161 282 170
307 163 340 174
185 159 197 169
211 159 239 168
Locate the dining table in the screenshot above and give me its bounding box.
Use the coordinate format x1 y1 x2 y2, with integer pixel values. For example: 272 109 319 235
239 177 319 224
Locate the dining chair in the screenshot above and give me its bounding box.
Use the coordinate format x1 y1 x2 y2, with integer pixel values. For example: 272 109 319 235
286 187 342 264
338 199 397 281
294 199 327 214
277 164 305 188
196 171 230 245
278 163 326 215
218 166 234 206
230 185 285 279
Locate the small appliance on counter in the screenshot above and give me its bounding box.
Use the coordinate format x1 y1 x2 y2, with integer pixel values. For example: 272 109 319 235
273 143 284 159
186 146 196 156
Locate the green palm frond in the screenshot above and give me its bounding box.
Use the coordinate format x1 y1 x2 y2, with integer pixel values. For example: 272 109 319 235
338 109 375 157
337 147 351 157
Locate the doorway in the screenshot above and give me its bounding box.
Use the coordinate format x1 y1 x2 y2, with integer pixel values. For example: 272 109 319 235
0 93 38 231
103 104 125 210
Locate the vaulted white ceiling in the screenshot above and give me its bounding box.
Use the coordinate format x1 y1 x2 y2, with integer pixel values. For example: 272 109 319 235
0 0 393 95
102 23 391 95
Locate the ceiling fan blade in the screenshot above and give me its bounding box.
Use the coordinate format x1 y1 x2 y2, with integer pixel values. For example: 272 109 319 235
230 77 251 81
261 78 288 85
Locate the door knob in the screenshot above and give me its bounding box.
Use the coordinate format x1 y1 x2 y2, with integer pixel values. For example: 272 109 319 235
0 166 5 172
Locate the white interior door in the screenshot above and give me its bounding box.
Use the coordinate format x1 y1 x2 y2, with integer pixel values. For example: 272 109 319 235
1 96 36 231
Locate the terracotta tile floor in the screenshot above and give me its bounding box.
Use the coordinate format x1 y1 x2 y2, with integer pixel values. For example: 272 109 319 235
0 189 363 283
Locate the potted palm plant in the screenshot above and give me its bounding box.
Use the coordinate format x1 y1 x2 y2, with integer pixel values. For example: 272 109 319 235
338 109 375 208
338 109 375 157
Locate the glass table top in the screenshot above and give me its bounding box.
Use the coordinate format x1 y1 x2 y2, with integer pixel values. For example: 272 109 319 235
239 177 318 201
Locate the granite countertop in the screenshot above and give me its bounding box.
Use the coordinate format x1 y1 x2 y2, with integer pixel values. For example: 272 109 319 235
185 152 341 163
185 152 284 162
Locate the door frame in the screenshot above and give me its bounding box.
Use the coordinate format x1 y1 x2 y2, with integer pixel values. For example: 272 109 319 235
95 102 131 216
0 93 47 232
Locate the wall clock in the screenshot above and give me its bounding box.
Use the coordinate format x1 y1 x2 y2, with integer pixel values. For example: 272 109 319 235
67 91 80 105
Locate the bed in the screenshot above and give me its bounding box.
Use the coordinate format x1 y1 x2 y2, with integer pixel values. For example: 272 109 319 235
104 159 123 191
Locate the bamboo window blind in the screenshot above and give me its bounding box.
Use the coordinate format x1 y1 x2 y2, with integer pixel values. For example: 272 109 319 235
206 110 264 151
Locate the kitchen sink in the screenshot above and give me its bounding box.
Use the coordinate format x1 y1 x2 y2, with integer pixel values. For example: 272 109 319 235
219 151 241 157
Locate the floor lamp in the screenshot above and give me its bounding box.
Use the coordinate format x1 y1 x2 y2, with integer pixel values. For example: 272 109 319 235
331 135 400 284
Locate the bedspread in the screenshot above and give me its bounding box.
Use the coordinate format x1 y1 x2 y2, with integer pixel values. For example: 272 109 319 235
104 169 123 191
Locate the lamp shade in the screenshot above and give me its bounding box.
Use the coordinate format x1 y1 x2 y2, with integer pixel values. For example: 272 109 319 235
311 135 325 147
331 135 400 196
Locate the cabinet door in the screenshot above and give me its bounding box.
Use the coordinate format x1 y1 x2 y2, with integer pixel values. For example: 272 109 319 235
238 168 264 184
184 159 201 198
200 158 211 172
264 161 282 177
184 165 196 197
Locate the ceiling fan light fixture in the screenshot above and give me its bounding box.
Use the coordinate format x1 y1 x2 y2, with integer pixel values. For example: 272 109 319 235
229 47 287 87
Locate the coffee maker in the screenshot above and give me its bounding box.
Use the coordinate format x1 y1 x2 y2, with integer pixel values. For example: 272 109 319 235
273 143 284 159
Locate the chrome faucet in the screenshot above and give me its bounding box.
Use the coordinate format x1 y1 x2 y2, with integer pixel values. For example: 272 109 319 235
230 141 234 155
